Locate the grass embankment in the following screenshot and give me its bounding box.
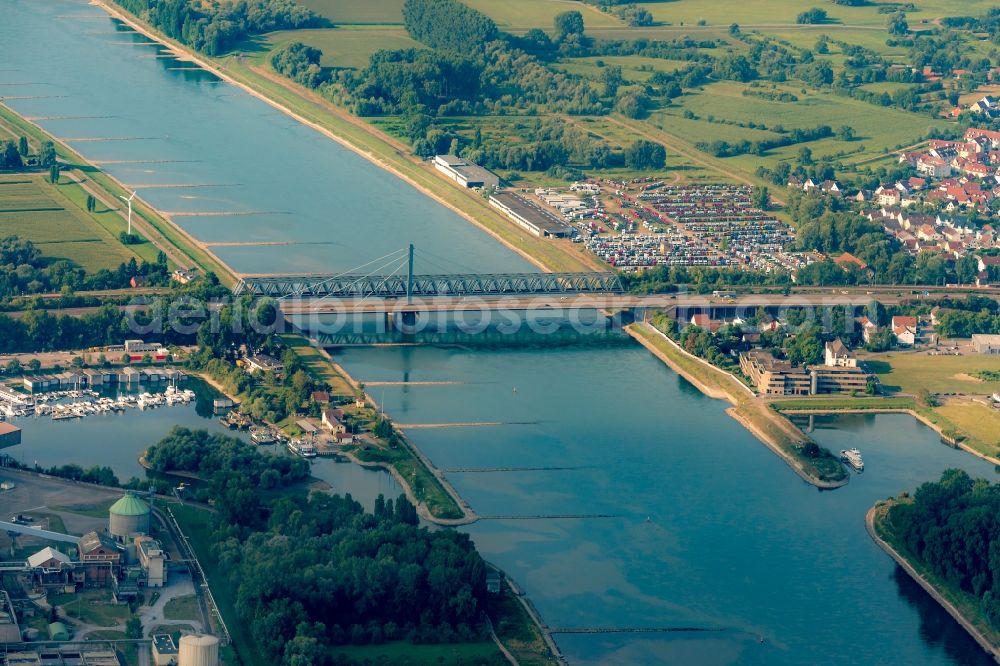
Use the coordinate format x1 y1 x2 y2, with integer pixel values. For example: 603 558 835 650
869 501 1000 656
0 103 235 287
487 587 559 666
627 322 847 485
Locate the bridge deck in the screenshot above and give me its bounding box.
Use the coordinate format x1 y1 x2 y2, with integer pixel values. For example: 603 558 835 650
234 272 625 299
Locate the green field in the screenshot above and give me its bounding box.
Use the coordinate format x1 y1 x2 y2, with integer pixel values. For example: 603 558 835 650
266 27 424 69
932 399 1000 457
555 55 689 83
0 173 145 272
863 351 1000 395
299 0 404 24
462 0 621 31
631 0 999 27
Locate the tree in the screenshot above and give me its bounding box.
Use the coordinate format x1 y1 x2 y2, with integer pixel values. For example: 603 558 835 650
624 140 666 170
796 7 828 24
125 616 143 640
27 358 41 372
554 10 584 40
86 194 96 212
1 140 20 169
751 185 770 211
837 125 856 141
17 136 28 157
39 140 56 167
887 12 908 35
49 164 60 184
729 23 740 36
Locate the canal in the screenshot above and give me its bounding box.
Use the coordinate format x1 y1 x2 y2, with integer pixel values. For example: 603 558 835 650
1 1 998 664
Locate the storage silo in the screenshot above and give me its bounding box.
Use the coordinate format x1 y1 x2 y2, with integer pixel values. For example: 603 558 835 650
178 634 220 666
108 492 151 539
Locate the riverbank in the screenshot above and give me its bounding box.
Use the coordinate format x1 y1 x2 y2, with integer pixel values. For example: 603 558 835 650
866 503 1000 663
0 102 234 287
90 0 602 276
626 322 848 488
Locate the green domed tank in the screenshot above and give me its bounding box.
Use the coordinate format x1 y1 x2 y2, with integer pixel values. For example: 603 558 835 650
109 492 151 538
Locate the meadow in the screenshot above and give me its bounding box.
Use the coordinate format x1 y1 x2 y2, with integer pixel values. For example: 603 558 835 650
297 0 404 24
0 174 144 272
266 27 423 69
461 0 621 31
864 351 1000 395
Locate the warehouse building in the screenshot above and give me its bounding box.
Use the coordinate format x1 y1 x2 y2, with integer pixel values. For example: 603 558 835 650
433 154 500 188
489 191 573 238
972 334 1000 354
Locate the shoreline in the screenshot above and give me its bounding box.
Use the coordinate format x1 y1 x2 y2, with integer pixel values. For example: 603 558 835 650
89 0 558 276
866 505 1000 663
626 322 848 489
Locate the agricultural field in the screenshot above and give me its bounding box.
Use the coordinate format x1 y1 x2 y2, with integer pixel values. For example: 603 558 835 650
0 173 147 272
297 0 404 24
266 27 423 70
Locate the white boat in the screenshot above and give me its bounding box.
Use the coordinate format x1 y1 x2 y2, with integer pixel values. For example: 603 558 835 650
287 439 317 459
840 448 864 471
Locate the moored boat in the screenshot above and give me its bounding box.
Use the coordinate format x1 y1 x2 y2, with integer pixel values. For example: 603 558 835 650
840 448 864 471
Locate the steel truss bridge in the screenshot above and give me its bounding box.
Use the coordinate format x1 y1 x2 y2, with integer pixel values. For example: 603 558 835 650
233 272 625 299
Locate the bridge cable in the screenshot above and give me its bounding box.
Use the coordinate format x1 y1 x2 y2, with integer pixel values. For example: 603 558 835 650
306 253 412 304
275 247 409 299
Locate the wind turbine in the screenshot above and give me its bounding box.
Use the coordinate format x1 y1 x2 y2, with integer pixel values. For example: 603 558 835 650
118 190 137 235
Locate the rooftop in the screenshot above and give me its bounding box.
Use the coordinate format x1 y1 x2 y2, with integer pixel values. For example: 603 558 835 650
110 492 150 517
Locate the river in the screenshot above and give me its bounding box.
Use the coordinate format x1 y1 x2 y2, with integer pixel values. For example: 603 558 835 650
1 1 998 664
0 0 534 276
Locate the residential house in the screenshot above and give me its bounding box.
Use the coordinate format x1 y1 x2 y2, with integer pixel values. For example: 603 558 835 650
321 407 346 433
891 316 918 346
824 339 857 368
857 316 879 344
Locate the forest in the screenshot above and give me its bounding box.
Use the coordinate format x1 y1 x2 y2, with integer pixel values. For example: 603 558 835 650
145 426 310 524
883 469 1000 631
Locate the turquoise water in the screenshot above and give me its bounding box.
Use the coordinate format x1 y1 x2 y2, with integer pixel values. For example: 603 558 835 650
1 1 998 662
0 0 534 276
334 344 999 666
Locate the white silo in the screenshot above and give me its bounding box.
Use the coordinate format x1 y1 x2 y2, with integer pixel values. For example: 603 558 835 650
178 633 220 666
